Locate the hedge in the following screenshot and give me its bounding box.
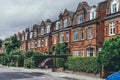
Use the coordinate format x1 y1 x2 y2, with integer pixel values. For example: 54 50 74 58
24 58 34 68
1 55 8 66
17 56 24 67
55 58 65 68
65 56 100 74
24 54 71 68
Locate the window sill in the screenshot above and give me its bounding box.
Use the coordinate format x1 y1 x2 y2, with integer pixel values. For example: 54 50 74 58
109 34 115 36
88 38 93 40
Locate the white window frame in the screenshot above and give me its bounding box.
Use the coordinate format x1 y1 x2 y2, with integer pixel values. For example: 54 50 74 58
78 14 83 24
54 36 57 44
74 30 79 41
28 43 30 49
30 32 33 38
56 21 60 30
64 19 68 27
22 35 24 41
109 22 115 35
81 29 84 40
32 42 34 48
25 32 28 40
87 48 94 56
66 33 69 42
90 8 96 20
73 50 79 56
41 39 44 47
88 27 93 39
81 49 84 57
111 0 119 13
37 40 40 47
47 25 50 33
34 31 37 37
41 28 44 35
60 33 64 43
45 39 48 46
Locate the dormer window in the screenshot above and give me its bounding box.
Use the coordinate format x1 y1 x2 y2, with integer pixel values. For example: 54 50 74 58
47 25 50 33
25 32 28 40
34 31 37 37
90 8 96 20
56 21 60 30
64 19 68 27
30 32 33 38
22 35 24 41
41 28 44 35
111 0 119 13
78 14 83 24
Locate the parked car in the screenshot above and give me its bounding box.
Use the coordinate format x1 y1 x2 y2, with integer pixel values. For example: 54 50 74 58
38 58 53 68
106 71 120 80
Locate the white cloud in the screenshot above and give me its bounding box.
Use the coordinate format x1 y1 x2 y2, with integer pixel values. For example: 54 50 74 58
0 0 104 40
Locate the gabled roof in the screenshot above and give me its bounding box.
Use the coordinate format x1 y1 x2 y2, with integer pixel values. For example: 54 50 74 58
76 1 90 13
63 9 75 18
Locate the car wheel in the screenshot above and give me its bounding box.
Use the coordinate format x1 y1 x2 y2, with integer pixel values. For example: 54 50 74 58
45 65 48 69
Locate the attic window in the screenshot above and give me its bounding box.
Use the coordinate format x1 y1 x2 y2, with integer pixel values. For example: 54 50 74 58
90 8 96 20
30 32 33 38
41 28 44 35
47 25 50 33
111 0 119 13
64 19 68 27
56 21 60 30
25 32 28 40
78 14 83 24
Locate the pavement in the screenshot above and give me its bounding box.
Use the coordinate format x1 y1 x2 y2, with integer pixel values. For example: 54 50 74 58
1 65 105 80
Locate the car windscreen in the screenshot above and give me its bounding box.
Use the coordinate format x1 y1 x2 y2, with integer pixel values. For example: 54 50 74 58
44 58 51 62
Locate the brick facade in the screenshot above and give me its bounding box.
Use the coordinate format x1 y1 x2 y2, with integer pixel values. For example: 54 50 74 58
17 0 120 56
104 0 120 40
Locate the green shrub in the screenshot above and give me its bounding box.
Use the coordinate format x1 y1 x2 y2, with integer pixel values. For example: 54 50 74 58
1 55 8 66
25 50 42 58
24 58 32 68
55 58 65 68
18 56 24 67
65 56 100 74
33 54 71 68
9 62 16 67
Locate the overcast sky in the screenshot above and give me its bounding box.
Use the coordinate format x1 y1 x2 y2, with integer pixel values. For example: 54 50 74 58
0 0 104 40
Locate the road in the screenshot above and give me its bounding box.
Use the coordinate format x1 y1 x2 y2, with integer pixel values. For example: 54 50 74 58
0 66 78 80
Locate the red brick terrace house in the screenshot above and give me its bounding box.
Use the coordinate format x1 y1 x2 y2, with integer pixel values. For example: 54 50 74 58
35 19 52 54
27 24 39 52
19 28 29 53
70 1 106 56
104 0 120 40
17 0 119 56
51 9 74 54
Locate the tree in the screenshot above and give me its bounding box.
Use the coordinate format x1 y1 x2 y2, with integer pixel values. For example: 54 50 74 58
4 34 21 55
4 34 21 65
25 50 42 58
97 36 120 74
55 42 69 54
